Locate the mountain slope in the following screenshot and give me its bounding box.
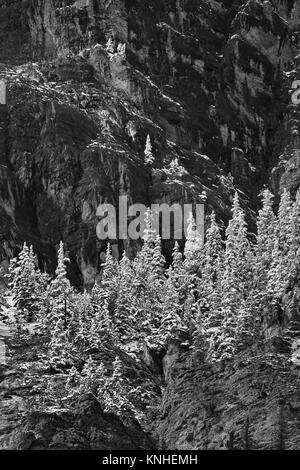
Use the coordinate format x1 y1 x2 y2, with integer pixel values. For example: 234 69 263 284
0 0 299 285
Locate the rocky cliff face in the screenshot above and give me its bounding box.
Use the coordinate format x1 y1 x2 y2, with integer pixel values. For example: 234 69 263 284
0 0 299 286
159 345 300 449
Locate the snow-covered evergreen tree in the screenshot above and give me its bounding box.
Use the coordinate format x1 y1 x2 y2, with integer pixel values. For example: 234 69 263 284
168 242 188 303
184 212 203 270
144 134 155 166
114 251 138 343
198 212 224 360
159 271 185 344
267 190 295 302
47 242 74 330
255 190 277 292
291 190 300 280
90 298 116 349
98 356 135 416
217 193 253 360
95 244 119 313
5 243 45 325
48 318 71 368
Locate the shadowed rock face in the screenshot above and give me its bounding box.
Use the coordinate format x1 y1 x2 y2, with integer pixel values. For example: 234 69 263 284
0 0 299 285
0 331 160 450
159 348 300 450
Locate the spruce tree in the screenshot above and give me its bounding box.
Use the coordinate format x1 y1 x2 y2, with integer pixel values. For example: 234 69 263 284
144 135 155 166
48 318 71 369
267 190 295 302
169 242 188 303
98 243 119 312
217 193 252 360
199 212 224 360
184 212 203 272
5 243 46 326
255 190 277 291
89 298 116 350
115 251 138 343
291 190 300 280
47 241 74 330
201 212 224 319
159 271 185 344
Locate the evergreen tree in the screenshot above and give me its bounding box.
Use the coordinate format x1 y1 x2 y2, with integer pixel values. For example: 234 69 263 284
159 271 185 344
97 244 119 313
72 291 94 350
167 158 185 179
291 190 300 280
201 212 224 318
106 37 115 53
169 242 188 303
114 252 138 343
48 318 71 368
192 305 209 362
267 190 294 302
184 212 203 271
217 193 252 360
133 209 165 286
144 135 154 166
98 356 135 416
183 213 203 321
198 212 224 360
47 242 74 330
7 243 44 323
90 298 116 349
255 190 277 291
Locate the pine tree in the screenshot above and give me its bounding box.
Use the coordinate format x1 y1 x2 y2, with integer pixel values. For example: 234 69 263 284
72 291 94 350
201 212 224 317
255 190 277 291
192 305 209 362
250 189 278 332
183 213 203 323
48 318 71 368
184 212 203 275
169 242 188 303
267 190 294 302
284 190 300 343
150 235 166 283
235 298 256 351
217 193 253 360
106 37 115 53
98 356 135 416
144 135 155 166
159 271 185 344
114 251 138 343
267 237 285 302
98 244 119 312
47 242 74 330
198 212 224 360
133 209 162 285
131 211 166 344
278 189 294 252
90 298 116 349
167 158 185 179
5 243 45 325
291 190 300 281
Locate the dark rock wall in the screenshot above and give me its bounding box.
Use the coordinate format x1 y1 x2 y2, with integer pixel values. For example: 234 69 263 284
0 0 299 284
159 347 300 450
